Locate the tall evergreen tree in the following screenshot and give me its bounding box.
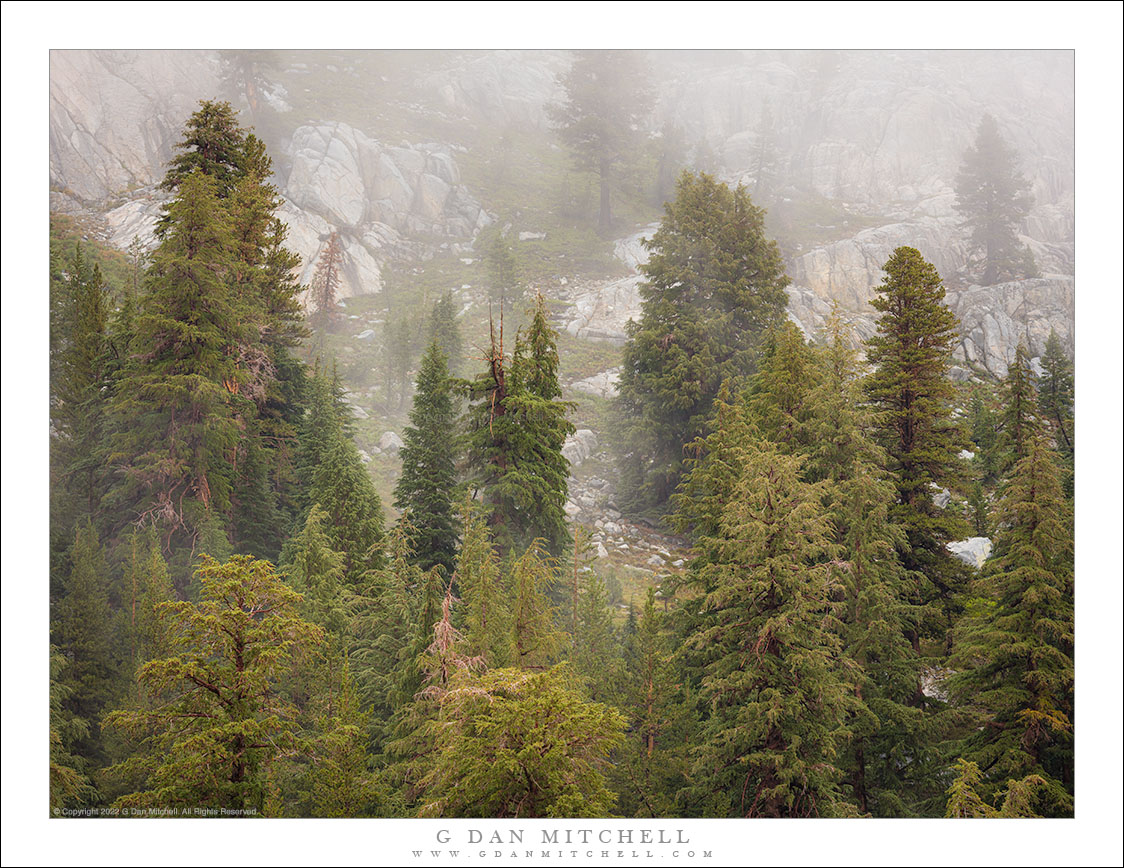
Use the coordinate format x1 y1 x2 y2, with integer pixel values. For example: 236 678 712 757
549 50 654 232
1038 330 1074 461
395 338 459 574
997 341 1042 472
297 369 385 580
676 419 858 817
158 99 250 205
52 244 113 522
509 540 564 670
617 171 790 512
104 555 325 814
465 296 575 556
106 171 245 576
948 435 1074 815
309 231 343 336
417 665 625 818
806 313 939 815
428 290 464 377
865 246 968 651
744 319 823 456
954 113 1036 285
53 522 122 770
456 499 512 668
483 230 522 319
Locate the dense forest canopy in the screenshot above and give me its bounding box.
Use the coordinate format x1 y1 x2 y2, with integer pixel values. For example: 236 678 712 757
44 88 1078 825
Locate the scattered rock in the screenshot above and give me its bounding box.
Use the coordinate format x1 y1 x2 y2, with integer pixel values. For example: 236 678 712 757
932 487 952 510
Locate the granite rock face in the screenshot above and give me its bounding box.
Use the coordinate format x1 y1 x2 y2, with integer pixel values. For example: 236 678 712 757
50 49 221 202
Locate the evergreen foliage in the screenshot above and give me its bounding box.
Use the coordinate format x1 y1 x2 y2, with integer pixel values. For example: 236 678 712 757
865 246 968 649
395 338 460 574
549 50 654 231
949 435 1074 815
617 171 789 512
954 114 1036 285
417 665 625 818
104 556 325 813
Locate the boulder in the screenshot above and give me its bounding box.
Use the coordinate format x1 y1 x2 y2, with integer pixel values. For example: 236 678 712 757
947 537 993 569
561 429 599 467
378 431 405 455
569 368 621 400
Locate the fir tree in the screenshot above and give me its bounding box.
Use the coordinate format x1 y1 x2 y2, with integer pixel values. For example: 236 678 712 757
997 341 1042 472
52 244 113 521
309 231 343 336
677 433 858 817
417 664 625 818
158 99 250 205
104 555 325 814
617 171 789 511
1038 330 1074 460
395 338 459 574
949 435 1074 815
509 540 564 670
865 246 968 651
954 114 1035 285
53 521 122 767
106 170 245 578
456 500 513 668
307 656 384 817
549 50 654 232
745 319 823 456
807 314 938 816
428 290 464 377
465 296 575 556
483 230 522 318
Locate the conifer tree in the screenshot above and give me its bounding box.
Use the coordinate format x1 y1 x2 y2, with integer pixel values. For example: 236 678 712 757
158 99 250 205
49 648 96 811
307 656 384 818
106 170 246 577
998 341 1042 472
347 524 423 751
428 290 464 377
954 114 1035 285
483 230 522 318
281 504 348 638
465 296 574 556
52 244 112 521
1038 331 1073 444
104 555 325 814
617 171 789 511
806 314 938 815
677 432 858 817
549 50 654 232
865 246 968 650
297 367 385 580
54 522 122 767
309 231 343 335
417 665 625 818
611 587 686 819
949 435 1074 815
509 540 564 670
395 338 459 574
455 500 512 668
572 568 618 701
745 319 823 456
